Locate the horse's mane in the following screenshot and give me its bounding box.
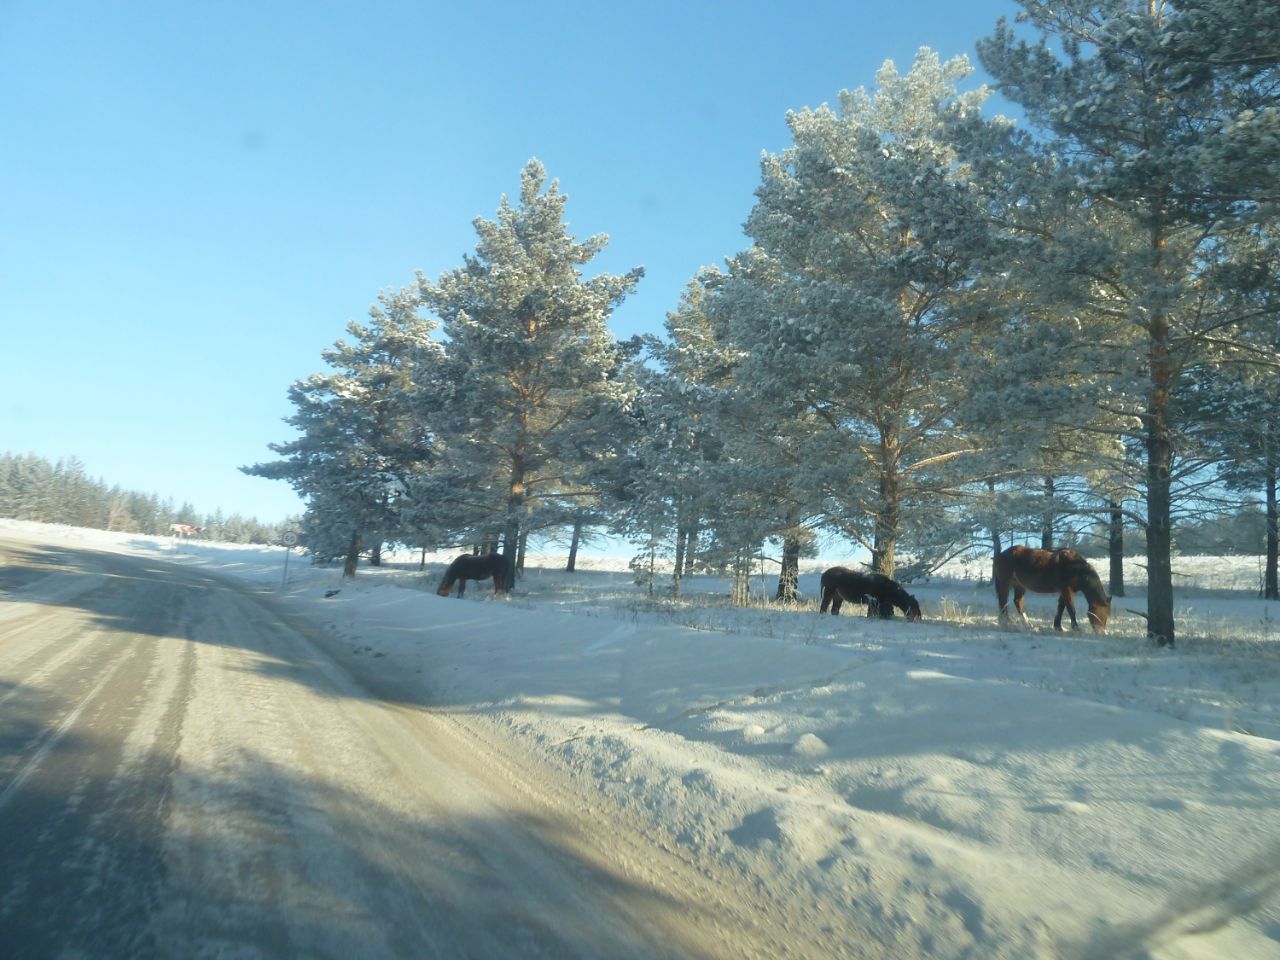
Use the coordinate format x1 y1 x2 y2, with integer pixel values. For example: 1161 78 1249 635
886 578 912 603
1061 553 1109 605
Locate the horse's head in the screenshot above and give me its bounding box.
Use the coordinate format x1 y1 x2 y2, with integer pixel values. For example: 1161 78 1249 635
1088 597 1111 632
903 595 923 623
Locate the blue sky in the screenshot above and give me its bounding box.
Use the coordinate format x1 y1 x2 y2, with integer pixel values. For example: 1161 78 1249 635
1 1 1020 524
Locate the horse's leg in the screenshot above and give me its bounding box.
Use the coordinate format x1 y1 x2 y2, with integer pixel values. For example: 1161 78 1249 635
830 590 844 615
457 578 466 599
820 586 832 613
1013 586 1028 625
1056 588 1078 630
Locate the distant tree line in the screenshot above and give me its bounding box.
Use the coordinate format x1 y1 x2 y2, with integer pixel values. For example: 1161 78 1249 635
247 2 1280 647
0 453 292 545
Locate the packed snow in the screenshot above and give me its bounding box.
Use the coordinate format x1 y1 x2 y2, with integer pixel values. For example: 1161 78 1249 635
4 518 1279 959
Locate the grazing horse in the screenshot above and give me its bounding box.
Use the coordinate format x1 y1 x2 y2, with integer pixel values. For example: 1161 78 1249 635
993 545 1110 632
819 566 923 621
168 523 203 539
436 552 507 598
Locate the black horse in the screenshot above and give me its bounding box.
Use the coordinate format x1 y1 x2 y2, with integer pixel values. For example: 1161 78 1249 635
819 566 922 621
436 552 507 598
993 545 1110 632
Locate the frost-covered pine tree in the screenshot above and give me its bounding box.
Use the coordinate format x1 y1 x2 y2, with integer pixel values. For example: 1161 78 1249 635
1174 222 1280 599
244 285 443 576
731 50 1006 577
418 160 642 589
625 271 738 596
956 239 1142 563
698 251 827 599
977 0 1280 646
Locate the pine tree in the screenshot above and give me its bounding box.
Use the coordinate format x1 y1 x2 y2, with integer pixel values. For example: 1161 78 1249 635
730 50 1006 577
629 272 735 596
244 285 442 574
419 160 642 590
701 253 827 598
977 0 1280 646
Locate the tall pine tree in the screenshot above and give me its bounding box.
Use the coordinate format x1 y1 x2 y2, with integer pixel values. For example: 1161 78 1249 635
729 50 1005 577
418 160 642 589
244 285 442 575
977 0 1280 646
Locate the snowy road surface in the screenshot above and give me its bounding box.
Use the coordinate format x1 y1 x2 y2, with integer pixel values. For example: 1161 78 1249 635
0 541 798 959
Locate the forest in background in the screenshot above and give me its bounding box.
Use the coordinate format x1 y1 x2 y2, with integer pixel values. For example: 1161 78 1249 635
2 447 1270 564
0 452 293 545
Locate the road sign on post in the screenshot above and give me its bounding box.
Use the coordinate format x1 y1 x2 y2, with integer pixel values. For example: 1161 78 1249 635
280 530 299 588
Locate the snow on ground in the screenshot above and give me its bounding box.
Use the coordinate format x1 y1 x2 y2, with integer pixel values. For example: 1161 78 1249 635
4 518 1280 959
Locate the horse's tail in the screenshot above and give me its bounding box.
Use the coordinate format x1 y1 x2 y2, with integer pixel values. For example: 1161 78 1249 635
992 550 1011 617
819 572 833 613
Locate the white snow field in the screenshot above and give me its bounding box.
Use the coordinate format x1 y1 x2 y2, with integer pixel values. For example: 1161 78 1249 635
3 518 1278 959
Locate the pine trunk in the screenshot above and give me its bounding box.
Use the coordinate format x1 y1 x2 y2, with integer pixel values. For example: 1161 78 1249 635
871 438 900 577
1145 292 1176 648
566 517 582 573
1041 476 1055 550
673 520 688 599
1109 500 1125 598
775 533 800 603
500 449 526 592
499 523 518 593
730 551 751 606
987 479 1002 577
342 530 361 579
1266 438 1278 600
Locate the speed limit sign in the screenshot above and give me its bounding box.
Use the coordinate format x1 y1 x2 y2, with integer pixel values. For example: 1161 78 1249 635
279 531 299 589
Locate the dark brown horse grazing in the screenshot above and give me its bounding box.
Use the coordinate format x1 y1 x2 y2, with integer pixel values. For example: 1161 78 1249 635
993 546 1110 632
436 552 507 598
819 567 923 621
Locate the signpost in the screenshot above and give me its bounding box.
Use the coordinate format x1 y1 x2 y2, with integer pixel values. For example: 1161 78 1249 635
280 530 299 588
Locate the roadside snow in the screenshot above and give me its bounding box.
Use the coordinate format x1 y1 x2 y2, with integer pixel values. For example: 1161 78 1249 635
5 519 1279 959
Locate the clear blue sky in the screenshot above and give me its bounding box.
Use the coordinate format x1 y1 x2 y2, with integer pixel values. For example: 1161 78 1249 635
1 1 1020 524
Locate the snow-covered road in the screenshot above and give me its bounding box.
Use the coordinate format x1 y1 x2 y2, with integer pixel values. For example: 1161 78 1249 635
0 540 799 959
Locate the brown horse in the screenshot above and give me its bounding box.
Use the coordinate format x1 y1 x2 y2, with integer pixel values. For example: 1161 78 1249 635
819 567 923 621
993 546 1110 632
436 552 507 598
